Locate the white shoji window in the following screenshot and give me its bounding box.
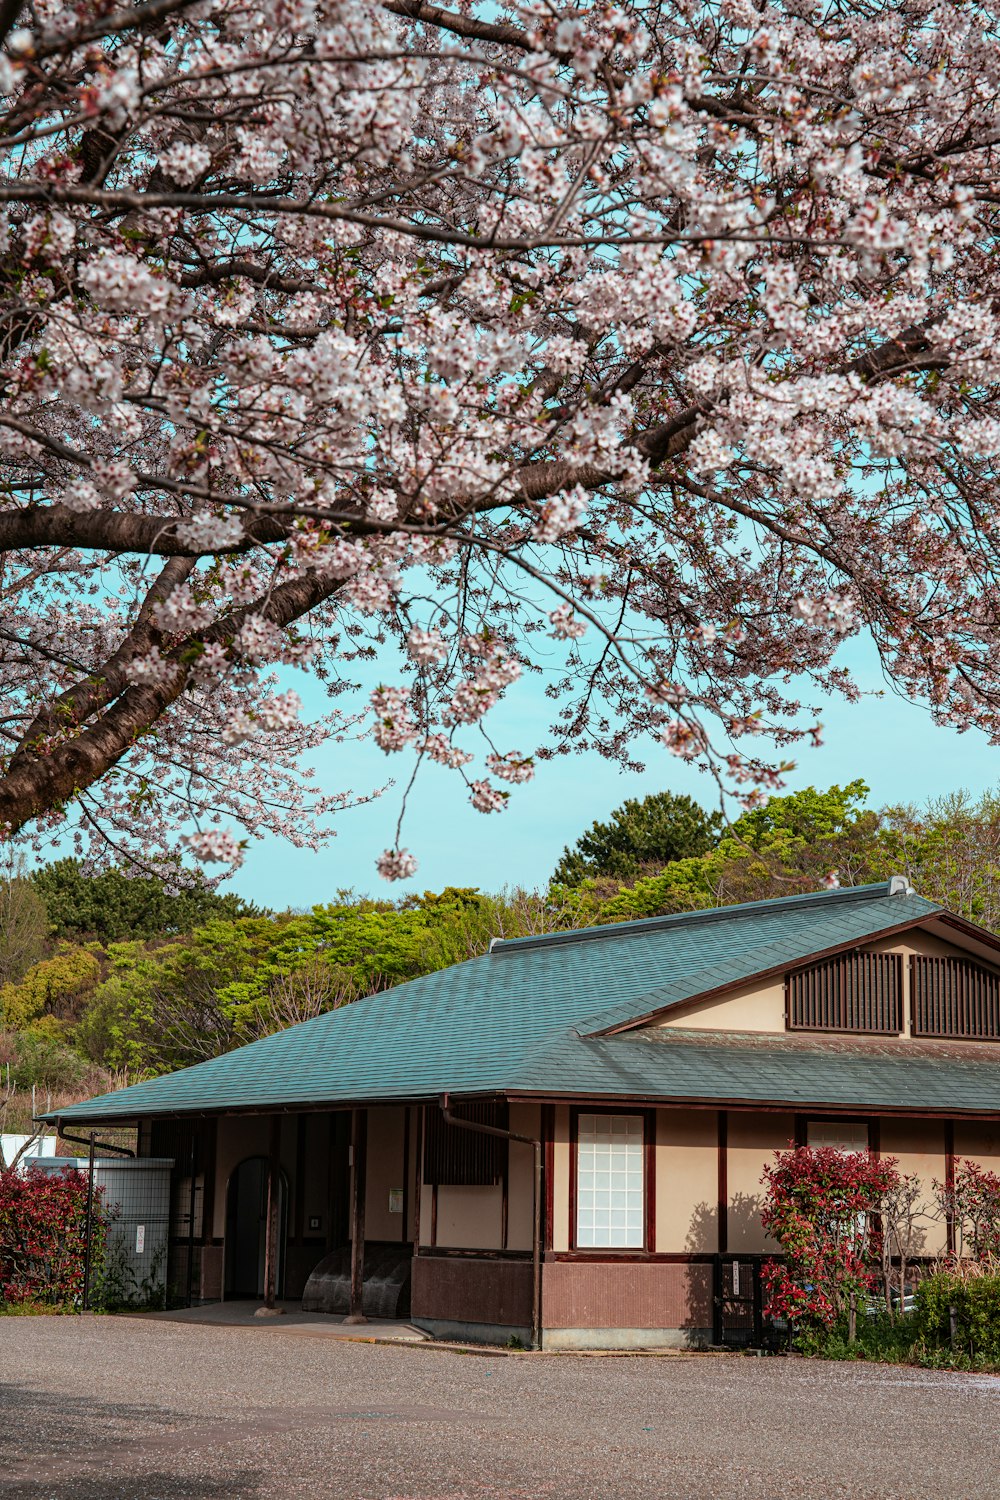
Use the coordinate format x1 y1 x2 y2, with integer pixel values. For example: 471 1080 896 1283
807 1120 870 1154
576 1112 644 1249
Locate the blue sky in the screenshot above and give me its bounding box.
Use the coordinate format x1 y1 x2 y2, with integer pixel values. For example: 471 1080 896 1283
229 632 1000 910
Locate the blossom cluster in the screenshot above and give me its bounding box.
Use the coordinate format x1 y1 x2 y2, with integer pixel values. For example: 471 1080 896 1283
0 0 998 885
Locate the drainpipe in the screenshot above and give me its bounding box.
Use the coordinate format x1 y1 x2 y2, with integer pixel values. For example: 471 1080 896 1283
439 1095 543 1351
56 1127 135 1158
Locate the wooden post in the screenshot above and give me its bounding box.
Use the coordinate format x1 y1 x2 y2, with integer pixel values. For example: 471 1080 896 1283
262 1115 281 1310
345 1107 367 1323
412 1107 423 1253
82 1130 96 1312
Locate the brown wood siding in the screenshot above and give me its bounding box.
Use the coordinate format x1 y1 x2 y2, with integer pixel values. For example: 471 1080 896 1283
423 1101 508 1186
411 1254 532 1326
787 951 903 1034
911 955 1000 1040
541 1260 713 1330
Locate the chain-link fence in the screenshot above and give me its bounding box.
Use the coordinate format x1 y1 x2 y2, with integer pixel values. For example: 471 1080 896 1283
30 1148 173 1309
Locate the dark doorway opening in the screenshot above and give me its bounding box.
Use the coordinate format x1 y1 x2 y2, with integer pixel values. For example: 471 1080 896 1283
224 1157 287 1299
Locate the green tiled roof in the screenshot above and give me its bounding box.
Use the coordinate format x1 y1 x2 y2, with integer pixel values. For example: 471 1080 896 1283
50 881 964 1125
518 1031 1000 1116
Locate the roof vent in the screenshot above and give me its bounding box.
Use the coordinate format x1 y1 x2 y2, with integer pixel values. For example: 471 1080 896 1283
888 874 916 897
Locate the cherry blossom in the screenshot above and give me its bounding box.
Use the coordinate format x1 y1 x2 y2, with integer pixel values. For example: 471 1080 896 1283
468 780 509 814
548 606 587 641
376 847 419 881
486 753 535 785
0 0 997 882
184 830 246 867
406 629 448 666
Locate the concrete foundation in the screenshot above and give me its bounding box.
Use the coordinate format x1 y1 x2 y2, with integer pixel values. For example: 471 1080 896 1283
541 1325 712 1351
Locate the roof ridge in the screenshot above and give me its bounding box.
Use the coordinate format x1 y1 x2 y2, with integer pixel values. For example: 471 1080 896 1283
489 879 914 956
570 894 939 1036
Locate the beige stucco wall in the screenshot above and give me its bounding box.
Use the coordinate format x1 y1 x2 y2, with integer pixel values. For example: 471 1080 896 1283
726 1111 794 1251
544 1103 1000 1264
954 1120 1000 1166
658 977 786 1033
412 1104 538 1252
551 1104 571 1253
435 1185 504 1248
878 1118 949 1256
651 925 1000 1038
507 1102 540 1253
656 1108 719 1253
364 1106 408 1241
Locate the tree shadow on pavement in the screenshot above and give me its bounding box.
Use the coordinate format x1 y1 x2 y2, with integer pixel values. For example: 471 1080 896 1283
5 1472 262 1499
0 1384 262 1497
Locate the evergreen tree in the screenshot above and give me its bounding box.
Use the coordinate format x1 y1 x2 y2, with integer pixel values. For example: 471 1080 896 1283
30 859 263 943
552 791 721 887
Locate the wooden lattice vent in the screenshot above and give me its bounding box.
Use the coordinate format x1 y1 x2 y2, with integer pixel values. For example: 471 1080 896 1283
423 1099 508 1185
787 950 903 1034
910 954 1000 1040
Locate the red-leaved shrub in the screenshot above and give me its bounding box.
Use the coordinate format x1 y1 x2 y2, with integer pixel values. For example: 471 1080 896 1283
0 1166 105 1308
760 1145 900 1335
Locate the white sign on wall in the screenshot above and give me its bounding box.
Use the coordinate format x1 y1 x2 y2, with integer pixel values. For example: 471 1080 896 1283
135 1225 145 1254
388 1189 403 1214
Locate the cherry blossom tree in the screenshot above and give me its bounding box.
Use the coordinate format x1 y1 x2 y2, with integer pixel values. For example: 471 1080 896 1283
1 0 1000 880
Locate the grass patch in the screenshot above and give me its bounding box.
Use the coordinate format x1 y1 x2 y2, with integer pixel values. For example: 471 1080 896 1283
0 1299 78 1316
814 1311 1000 1374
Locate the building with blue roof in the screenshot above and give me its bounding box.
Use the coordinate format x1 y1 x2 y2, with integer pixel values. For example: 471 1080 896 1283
45 879 1000 1348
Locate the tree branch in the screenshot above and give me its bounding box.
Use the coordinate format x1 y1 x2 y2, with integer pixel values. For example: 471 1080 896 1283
0 569 340 835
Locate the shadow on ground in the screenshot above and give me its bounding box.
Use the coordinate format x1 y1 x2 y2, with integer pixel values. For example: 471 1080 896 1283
4 1472 262 1499
0 1384 262 1497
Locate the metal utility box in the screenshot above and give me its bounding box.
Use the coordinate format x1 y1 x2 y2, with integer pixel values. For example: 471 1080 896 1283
30 1156 173 1307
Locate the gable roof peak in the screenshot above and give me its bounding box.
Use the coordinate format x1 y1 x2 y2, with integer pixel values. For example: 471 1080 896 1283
489 879 924 958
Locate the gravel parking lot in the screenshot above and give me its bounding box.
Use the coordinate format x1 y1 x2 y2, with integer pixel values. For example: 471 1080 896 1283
3 1317 999 1500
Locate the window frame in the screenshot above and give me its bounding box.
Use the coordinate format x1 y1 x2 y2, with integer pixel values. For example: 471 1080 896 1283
569 1105 656 1256
796 1115 878 1155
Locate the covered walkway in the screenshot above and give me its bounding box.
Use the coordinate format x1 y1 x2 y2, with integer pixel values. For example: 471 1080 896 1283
138 1300 430 1342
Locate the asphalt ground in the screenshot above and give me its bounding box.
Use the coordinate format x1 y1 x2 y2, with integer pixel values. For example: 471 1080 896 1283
2 1317 999 1499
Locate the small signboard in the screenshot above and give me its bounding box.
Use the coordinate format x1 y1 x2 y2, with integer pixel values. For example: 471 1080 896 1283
135 1224 145 1255
388 1188 404 1214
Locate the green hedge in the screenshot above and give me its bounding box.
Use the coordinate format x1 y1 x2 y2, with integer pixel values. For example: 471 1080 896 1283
914 1271 1000 1362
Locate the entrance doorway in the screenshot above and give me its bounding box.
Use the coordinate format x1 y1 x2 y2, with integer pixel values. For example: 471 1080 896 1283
225 1157 287 1299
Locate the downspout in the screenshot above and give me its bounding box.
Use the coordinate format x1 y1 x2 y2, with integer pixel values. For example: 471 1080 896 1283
439 1094 543 1351
54 1126 135 1158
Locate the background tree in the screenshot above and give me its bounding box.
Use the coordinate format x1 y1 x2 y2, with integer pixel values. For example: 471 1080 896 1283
0 2 998 883
31 859 261 943
553 781 883 921
552 791 721 887
877 792 1000 931
729 781 873 854
0 864 48 987
0 945 101 1032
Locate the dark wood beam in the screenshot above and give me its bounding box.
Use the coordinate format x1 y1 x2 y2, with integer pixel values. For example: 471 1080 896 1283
262 1114 281 1310
345 1107 368 1324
